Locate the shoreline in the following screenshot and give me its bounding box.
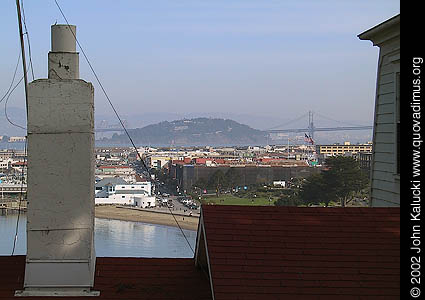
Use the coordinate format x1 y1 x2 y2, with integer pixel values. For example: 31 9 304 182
95 205 199 231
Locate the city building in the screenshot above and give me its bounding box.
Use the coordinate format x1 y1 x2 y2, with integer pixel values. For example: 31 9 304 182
0 159 11 171
171 164 317 191
97 165 134 175
359 14 400 206
316 141 372 157
0 183 27 196
95 177 155 208
356 151 373 174
8 136 26 143
148 155 172 169
0 150 18 160
95 177 128 198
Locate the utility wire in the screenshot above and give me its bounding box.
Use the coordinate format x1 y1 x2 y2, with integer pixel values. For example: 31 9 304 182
4 72 28 130
11 0 30 255
54 0 195 255
0 53 21 105
53 0 151 175
12 137 27 256
1 51 28 130
15 0 30 119
20 0 35 81
166 205 195 254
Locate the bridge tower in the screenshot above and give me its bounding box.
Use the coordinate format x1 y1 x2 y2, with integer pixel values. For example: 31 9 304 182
308 111 315 140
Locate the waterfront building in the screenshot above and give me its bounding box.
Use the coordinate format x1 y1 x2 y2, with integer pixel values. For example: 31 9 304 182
8 136 26 143
0 159 11 171
95 177 155 208
0 183 27 196
95 177 128 198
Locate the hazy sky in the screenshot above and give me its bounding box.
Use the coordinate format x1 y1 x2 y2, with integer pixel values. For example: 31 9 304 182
1 0 400 130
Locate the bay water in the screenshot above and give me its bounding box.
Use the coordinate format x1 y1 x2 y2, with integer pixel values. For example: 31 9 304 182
0 213 196 258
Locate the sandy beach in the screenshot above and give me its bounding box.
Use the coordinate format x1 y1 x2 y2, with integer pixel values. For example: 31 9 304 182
95 205 199 231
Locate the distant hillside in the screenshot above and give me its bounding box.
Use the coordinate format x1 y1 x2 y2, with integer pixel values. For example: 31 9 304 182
101 118 268 146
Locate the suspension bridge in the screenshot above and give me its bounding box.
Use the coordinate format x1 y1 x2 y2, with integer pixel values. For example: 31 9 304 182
265 111 372 140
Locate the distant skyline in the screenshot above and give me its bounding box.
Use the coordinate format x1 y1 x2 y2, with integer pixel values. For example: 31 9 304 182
1 1 400 131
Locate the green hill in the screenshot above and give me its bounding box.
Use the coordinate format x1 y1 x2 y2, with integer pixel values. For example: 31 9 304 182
103 118 268 146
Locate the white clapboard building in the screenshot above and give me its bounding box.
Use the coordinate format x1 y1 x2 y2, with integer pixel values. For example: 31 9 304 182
358 15 400 206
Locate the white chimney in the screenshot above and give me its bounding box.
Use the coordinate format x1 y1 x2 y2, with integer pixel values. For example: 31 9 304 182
16 25 98 297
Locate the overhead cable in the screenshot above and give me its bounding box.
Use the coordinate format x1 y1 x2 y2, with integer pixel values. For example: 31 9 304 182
20 0 35 80
53 0 195 255
0 53 21 105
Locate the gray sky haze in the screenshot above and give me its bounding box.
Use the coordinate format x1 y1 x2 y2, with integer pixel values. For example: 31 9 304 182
1 1 400 132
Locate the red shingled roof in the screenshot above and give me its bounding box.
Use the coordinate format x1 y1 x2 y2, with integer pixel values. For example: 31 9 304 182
0 256 212 300
196 205 400 300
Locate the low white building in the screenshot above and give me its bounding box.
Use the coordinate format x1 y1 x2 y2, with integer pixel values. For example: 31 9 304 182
8 136 26 142
0 159 11 171
273 181 286 188
134 196 156 208
95 178 155 208
95 177 128 198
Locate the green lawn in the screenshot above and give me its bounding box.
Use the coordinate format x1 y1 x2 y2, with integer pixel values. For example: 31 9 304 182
201 194 276 206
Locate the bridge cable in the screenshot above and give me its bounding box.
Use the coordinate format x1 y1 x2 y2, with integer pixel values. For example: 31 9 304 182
53 0 195 255
314 111 367 127
266 112 309 130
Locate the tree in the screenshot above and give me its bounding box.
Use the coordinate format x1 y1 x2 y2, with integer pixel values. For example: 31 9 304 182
297 157 368 207
224 168 241 192
298 173 335 207
193 178 208 190
274 193 301 207
208 170 225 196
275 178 303 207
322 156 368 206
